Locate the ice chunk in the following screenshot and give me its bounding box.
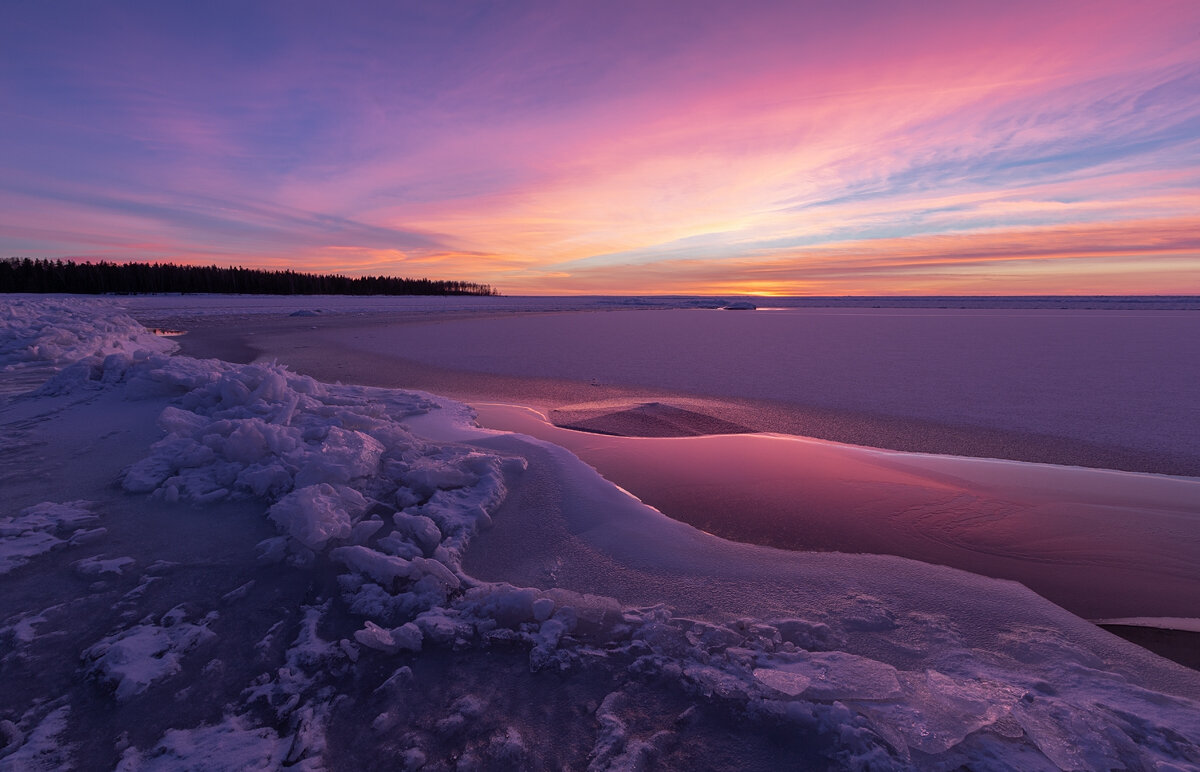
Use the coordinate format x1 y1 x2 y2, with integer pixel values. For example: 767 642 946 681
0 531 64 576
414 611 469 646
460 584 538 628
852 670 1025 755
411 556 460 589
588 691 667 772
330 545 415 586
67 527 108 547
390 622 422 652
220 581 256 605
156 406 208 435
756 651 901 701
532 597 555 622
402 456 478 492
1 501 97 533
349 518 385 545
293 427 384 487
392 512 441 554
770 618 842 651
752 668 811 697
268 484 369 550
354 621 401 653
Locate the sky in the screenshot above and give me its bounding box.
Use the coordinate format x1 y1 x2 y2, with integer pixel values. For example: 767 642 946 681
2 0 1199 295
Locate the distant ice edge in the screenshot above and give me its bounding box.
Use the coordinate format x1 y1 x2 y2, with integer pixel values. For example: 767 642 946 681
0 296 1197 771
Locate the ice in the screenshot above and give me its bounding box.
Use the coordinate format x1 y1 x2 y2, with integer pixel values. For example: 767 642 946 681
392 512 442 553
72 555 135 578
752 667 811 696
0 501 98 575
0 706 72 771
353 620 423 654
270 485 369 550
339 304 1200 466
67 527 108 547
0 531 64 576
4 296 1200 769
331 544 420 586
1 604 62 646
851 670 1026 756
293 427 385 487
0 501 96 534
1093 617 1200 634
115 714 301 771
0 297 174 373
81 606 217 702
771 618 843 650
755 651 902 701
531 596 555 621
589 691 668 771
353 620 399 652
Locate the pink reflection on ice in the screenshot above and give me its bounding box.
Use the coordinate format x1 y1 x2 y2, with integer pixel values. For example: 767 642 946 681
472 402 1200 622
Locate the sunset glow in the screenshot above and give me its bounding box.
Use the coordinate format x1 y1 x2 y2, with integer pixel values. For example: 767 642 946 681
2 0 1199 294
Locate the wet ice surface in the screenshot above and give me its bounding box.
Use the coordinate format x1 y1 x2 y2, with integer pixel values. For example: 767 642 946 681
2 296 1200 770
470 403 1200 621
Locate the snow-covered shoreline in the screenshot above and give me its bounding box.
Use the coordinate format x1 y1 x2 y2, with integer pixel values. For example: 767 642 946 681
3 296 1200 770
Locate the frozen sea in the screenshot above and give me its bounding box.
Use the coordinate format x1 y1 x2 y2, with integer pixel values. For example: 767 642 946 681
130 294 1200 476
2 294 1200 770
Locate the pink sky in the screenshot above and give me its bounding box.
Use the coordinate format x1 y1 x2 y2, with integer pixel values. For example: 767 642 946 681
2 1 1198 294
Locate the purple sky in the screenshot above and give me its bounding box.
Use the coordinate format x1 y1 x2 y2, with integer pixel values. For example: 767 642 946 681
2 1 1199 294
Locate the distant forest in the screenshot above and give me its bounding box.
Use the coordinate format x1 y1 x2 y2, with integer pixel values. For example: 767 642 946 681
0 258 498 296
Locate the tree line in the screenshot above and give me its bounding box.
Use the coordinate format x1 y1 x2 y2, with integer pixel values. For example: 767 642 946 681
0 258 498 296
